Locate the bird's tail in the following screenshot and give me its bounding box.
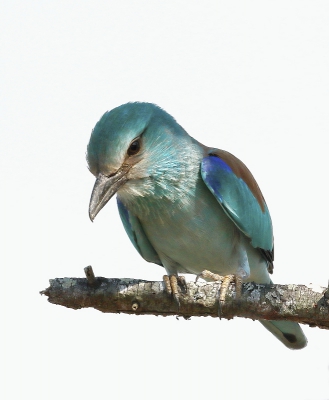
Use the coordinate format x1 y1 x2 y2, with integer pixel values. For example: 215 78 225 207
259 320 307 349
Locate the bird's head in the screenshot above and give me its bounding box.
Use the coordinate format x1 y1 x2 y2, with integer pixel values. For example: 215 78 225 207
87 102 201 221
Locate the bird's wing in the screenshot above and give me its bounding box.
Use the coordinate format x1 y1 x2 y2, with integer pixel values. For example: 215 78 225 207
201 148 273 262
117 197 162 265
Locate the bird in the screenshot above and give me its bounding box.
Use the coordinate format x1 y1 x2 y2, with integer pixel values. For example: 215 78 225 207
87 102 307 350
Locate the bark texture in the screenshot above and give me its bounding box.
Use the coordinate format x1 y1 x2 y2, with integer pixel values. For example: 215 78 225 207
41 273 329 329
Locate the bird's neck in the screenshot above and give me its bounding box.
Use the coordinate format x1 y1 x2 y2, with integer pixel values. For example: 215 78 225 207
117 141 204 218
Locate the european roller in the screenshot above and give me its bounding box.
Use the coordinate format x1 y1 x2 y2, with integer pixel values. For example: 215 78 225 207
87 102 307 350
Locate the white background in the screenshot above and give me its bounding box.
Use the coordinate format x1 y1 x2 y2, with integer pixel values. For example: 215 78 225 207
1 1 329 399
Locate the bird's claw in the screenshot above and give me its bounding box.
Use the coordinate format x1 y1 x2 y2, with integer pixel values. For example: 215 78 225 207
196 270 243 318
163 275 186 308
177 275 187 293
195 269 223 284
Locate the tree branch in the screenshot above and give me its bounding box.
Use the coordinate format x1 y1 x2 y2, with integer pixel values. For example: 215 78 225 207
40 267 329 329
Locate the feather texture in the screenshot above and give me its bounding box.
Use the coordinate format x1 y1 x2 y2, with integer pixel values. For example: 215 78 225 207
87 102 307 349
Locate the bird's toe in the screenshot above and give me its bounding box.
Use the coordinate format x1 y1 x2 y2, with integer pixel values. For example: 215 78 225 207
163 274 183 307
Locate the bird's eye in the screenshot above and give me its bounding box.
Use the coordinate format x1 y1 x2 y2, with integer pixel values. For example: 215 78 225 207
127 139 141 156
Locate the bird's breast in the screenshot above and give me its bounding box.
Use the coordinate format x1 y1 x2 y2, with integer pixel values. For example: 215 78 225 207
135 181 242 275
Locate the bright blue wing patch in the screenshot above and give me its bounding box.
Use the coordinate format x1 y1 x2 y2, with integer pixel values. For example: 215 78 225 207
201 155 273 250
117 197 162 265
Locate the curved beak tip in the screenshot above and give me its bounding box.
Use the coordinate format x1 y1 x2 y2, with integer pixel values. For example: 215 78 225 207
88 168 129 223
89 209 96 222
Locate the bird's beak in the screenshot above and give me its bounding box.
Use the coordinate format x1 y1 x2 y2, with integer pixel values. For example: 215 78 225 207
89 165 130 221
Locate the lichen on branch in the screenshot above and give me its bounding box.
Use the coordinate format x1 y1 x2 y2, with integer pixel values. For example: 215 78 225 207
40 272 329 329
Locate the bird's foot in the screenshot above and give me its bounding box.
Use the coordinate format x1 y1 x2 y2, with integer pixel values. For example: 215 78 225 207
163 275 187 307
195 270 243 317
